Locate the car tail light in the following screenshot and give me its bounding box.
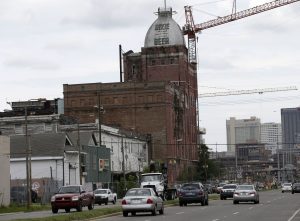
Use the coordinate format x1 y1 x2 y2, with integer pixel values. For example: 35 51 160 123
121 199 127 205
249 192 255 195
198 191 203 196
234 192 239 195
178 191 182 197
147 198 154 204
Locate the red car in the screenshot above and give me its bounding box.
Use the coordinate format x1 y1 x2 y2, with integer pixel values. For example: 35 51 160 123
51 185 94 213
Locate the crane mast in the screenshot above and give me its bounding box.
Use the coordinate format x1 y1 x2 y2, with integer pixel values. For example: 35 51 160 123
183 0 300 63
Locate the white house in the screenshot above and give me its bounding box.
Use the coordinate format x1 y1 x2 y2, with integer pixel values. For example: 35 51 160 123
100 125 148 174
10 132 96 193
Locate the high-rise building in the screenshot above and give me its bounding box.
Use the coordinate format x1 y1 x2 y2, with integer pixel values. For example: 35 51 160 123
64 7 198 183
226 117 261 155
261 122 282 154
281 107 300 149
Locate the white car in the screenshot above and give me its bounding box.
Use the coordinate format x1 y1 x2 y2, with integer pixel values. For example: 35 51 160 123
121 188 164 217
94 188 117 205
233 185 259 204
281 183 292 193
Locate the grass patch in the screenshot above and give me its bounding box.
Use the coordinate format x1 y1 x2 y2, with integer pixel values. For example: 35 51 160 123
209 194 220 200
0 204 50 214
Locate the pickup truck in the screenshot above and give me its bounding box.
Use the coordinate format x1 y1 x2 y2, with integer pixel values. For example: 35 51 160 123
94 188 117 205
51 185 94 213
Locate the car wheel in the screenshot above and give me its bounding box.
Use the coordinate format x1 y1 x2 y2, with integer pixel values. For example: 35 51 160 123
179 202 183 207
201 199 205 206
76 203 82 212
233 200 238 204
205 198 209 205
224 197 227 200
131 212 136 216
98 203 101 205
282 191 284 193
152 206 157 216
159 205 164 215
292 191 295 194
65 208 70 213
184 203 187 206
220 196 223 200
123 211 128 217
112 198 116 204
88 203 94 210
52 207 58 214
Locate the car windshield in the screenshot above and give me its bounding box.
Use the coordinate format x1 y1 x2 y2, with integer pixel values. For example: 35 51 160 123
182 184 200 190
236 185 254 190
126 189 151 197
94 189 107 194
59 186 80 194
141 174 161 182
223 185 237 189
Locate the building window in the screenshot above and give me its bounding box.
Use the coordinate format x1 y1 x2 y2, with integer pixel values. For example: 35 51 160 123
151 60 156 65
113 97 118 104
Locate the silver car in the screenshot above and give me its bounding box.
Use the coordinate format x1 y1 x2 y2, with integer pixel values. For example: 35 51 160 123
121 188 164 217
233 185 259 204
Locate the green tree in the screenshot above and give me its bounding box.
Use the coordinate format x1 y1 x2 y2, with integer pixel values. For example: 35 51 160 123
197 144 222 182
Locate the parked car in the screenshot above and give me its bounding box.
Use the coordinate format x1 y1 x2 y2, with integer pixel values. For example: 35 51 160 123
282 183 292 193
216 182 226 194
220 184 237 200
10 186 38 204
233 184 259 204
292 183 300 194
121 188 164 217
178 183 208 206
51 185 94 213
94 188 117 205
204 184 213 194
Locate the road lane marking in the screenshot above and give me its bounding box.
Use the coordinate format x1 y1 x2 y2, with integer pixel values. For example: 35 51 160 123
176 212 184 215
212 219 219 221
249 207 253 210
233 212 239 215
288 208 300 221
267 201 271 203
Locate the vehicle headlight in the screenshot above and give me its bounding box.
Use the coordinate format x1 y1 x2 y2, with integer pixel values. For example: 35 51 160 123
72 196 79 201
51 196 56 202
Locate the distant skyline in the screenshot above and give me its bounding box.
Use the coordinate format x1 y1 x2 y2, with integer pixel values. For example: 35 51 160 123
1 0 300 151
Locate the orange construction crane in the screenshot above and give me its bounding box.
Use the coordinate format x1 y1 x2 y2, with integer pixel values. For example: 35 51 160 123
183 0 300 63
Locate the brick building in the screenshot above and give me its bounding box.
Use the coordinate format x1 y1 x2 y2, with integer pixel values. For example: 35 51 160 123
63 7 198 183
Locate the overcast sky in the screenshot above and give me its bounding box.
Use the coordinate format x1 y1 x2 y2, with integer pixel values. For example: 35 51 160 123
1 0 300 151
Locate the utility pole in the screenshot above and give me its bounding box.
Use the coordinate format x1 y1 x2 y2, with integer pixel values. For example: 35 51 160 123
77 123 82 185
121 137 127 191
97 91 102 146
25 106 32 208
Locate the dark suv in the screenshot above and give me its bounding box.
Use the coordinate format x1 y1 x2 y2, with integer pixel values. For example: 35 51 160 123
178 183 208 206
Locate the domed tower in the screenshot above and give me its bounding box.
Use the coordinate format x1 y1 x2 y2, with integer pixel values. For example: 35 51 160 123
123 6 198 183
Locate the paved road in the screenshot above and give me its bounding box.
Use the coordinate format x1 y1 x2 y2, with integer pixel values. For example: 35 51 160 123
94 190 300 221
1 190 300 221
